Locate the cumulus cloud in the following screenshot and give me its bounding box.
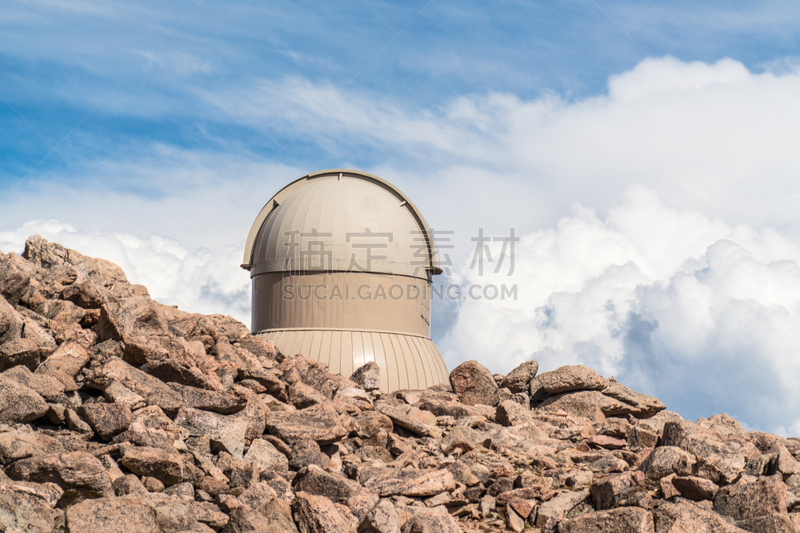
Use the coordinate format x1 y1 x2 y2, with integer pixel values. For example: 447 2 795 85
439 185 800 434
0 220 251 325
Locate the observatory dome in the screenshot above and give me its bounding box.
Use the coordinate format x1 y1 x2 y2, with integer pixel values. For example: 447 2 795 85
242 169 449 392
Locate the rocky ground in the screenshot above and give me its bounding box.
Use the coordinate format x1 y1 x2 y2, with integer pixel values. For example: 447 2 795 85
0 236 799 532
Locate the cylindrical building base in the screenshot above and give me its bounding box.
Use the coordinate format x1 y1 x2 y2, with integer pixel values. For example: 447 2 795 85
256 328 448 393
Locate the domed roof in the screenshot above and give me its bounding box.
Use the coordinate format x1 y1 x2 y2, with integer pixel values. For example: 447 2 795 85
242 169 442 279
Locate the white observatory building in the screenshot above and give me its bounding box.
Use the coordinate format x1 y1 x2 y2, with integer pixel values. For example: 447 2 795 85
241 169 449 392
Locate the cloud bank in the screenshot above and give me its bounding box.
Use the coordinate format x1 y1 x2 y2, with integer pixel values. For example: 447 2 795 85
0 220 251 325
440 185 800 434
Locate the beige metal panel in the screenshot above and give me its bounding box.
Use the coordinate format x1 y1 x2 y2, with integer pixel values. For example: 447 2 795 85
310 330 324 362
298 331 314 361
254 177 428 278
421 335 442 389
398 334 422 388
251 271 431 337
320 330 333 372
387 333 407 391
413 338 432 389
351 331 364 370
360 332 378 388
242 170 442 277
276 330 294 355
330 330 344 376
389 333 406 389
258 329 448 393
288 331 303 355
372 332 392 392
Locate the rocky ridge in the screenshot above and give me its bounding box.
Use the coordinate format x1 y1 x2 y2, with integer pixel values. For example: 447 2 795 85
0 236 799 532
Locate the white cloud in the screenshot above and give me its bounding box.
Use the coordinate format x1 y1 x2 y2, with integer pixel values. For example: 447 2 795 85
214 57 800 241
439 185 800 434
0 220 251 325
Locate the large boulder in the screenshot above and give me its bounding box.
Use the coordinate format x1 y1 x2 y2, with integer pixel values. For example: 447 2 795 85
0 338 42 372
537 365 607 394
169 382 247 414
359 499 400 533
449 360 498 406
119 446 185 486
500 359 539 392
87 357 184 415
94 296 196 374
65 497 160 533
536 390 609 422
639 446 696 480
6 451 114 505
2 364 67 403
175 408 249 458
279 356 343 399
294 491 357 533
441 426 484 455
352 411 394 447
264 403 348 445
671 475 719 501
499 359 539 393
636 410 685 436
653 501 748 533
64 494 212 533
495 399 548 439
0 429 64 465
130 405 189 440
696 413 746 438
396 506 463 533
0 251 41 306
375 403 439 438
0 294 23 346
34 341 90 390
559 507 655 533
294 465 364 503
21 315 57 357
22 235 145 300
536 490 590 527
223 505 293 533
361 468 456 497
350 361 381 391
77 402 132 441
0 374 48 423
591 471 645 510
662 421 749 483
0 484 59 532
713 474 787 521
244 438 289 477
0 297 43 371
601 379 665 418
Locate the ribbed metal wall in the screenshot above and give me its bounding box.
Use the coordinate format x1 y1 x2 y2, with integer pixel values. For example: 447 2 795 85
257 329 449 392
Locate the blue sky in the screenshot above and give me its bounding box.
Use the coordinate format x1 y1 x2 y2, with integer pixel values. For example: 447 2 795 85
6 0 800 188
5 0 800 432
